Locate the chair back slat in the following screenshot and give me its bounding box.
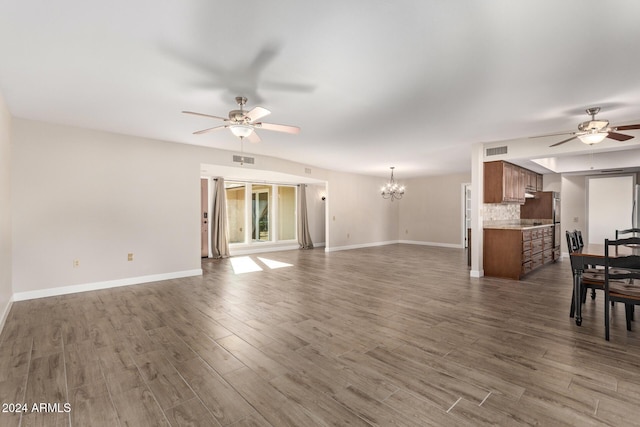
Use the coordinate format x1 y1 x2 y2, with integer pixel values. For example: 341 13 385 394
566 230 579 253
605 237 640 278
616 228 640 239
603 236 640 341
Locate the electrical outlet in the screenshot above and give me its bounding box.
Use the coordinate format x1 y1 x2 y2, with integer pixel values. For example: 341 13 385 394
347 233 350 239
127 253 134 261
73 259 79 268
573 217 579 223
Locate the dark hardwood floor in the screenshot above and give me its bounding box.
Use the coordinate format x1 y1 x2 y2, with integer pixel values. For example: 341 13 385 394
1 244 640 426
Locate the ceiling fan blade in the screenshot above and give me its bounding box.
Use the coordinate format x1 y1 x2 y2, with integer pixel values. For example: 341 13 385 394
245 106 271 122
529 131 574 139
248 131 262 143
182 111 228 121
606 131 634 141
255 122 301 134
193 125 228 135
550 135 578 147
614 124 640 131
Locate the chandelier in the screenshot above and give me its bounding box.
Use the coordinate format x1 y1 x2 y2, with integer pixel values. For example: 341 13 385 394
381 167 405 201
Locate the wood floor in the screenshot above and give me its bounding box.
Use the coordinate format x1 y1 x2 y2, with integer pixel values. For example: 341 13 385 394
2 244 640 426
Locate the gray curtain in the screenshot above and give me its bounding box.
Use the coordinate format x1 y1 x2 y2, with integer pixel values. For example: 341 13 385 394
211 177 230 258
297 184 314 249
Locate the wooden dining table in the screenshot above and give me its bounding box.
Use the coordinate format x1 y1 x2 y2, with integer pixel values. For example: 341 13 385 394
569 243 640 326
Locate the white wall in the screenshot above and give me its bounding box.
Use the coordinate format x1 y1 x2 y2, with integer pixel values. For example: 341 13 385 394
399 173 471 247
325 170 399 250
12 118 409 297
0 92 12 326
560 175 586 254
12 119 203 297
305 183 326 246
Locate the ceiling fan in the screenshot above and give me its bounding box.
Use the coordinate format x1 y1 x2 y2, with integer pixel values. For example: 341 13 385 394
183 96 300 143
536 107 640 147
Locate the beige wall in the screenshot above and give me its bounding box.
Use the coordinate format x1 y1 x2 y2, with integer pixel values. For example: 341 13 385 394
0 93 12 323
326 170 399 250
306 183 326 246
560 175 586 254
398 173 471 247
12 119 203 295
11 118 398 295
10 117 468 297
561 173 640 251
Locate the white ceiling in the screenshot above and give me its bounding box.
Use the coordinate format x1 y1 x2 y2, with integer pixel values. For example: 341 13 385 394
2 0 640 178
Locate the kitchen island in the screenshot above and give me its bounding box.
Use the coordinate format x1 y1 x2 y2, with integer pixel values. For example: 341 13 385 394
484 222 558 280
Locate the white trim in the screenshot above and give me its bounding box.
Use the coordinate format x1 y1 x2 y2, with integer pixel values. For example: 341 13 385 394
0 296 14 335
230 244 300 256
325 240 464 253
12 269 203 302
398 240 463 249
470 269 484 278
325 240 400 252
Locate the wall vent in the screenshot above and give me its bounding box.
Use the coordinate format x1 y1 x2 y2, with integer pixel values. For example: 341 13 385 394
600 169 624 174
486 146 508 156
233 155 255 164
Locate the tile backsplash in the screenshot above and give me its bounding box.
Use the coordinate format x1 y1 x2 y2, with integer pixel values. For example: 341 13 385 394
483 203 520 222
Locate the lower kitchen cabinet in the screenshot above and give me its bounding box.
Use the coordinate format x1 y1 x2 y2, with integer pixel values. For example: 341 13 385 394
484 225 556 280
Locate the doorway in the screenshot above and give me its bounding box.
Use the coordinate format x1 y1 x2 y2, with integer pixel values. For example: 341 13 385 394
587 175 635 244
200 178 209 257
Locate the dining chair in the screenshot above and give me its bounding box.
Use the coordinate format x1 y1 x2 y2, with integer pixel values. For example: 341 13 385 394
616 228 640 239
567 231 603 318
574 229 584 248
567 230 610 319
603 236 640 341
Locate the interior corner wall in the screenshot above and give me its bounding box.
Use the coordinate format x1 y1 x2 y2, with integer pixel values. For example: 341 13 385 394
399 173 471 247
0 92 12 324
560 174 586 254
305 183 326 246
11 119 203 296
325 170 399 250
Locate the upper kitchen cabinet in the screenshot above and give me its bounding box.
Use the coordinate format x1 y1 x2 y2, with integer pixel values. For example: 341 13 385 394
484 161 541 204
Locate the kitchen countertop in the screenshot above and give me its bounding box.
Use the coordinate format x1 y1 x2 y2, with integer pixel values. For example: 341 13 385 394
484 223 555 231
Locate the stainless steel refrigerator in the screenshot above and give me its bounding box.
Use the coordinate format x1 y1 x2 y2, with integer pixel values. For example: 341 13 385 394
634 184 640 228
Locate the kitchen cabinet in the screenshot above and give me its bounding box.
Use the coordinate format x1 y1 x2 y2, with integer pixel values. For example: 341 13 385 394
525 169 540 193
484 161 541 204
484 225 556 280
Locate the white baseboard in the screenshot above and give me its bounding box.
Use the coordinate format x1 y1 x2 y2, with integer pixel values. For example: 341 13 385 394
326 240 463 253
230 244 300 256
470 269 484 278
324 240 400 253
12 269 203 302
398 240 463 249
0 296 14 336
219 242 327 257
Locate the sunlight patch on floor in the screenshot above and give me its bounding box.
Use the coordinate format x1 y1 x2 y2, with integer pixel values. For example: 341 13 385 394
230 256 294 274
230 256 263 274
257 257 294 269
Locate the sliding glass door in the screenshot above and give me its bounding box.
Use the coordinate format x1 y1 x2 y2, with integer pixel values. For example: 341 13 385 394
252 185 271 242
226 181 296 245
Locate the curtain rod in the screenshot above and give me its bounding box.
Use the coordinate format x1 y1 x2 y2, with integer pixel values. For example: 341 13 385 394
213 178 309 187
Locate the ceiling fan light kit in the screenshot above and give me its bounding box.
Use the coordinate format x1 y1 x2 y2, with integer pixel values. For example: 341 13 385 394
229 124 254 138
577 130 608 145
183 96 300 142
539 107 640 147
